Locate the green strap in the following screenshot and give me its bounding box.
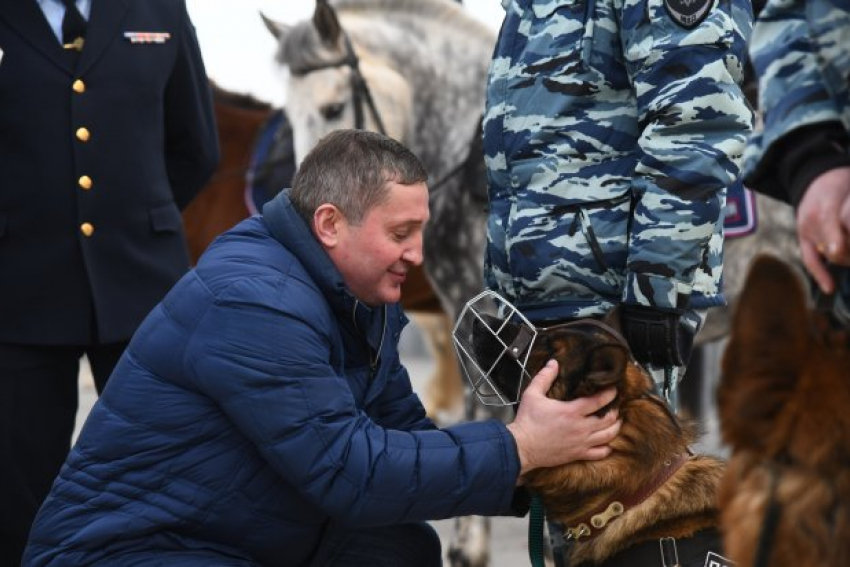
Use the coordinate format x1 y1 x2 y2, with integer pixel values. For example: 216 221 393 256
528 493 547 567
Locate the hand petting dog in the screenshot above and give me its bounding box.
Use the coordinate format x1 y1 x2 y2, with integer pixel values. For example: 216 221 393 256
506 360 621 478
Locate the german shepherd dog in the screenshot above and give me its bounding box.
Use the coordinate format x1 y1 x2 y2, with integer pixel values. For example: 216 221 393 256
467 308 729 566
717 254 850 566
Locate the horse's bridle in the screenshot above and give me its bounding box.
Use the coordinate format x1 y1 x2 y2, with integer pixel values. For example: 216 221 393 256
294 30 479 198
294 32 387 135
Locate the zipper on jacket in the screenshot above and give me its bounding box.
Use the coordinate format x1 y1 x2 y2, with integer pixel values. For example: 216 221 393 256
352 301 388 382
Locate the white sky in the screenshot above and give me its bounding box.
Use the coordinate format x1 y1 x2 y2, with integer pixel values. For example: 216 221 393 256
184 0 504 106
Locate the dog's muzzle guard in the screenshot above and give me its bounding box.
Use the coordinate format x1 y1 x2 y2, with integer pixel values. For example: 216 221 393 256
452 290 538 406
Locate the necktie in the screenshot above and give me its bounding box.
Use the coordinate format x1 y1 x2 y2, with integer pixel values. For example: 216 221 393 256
60 0 86 52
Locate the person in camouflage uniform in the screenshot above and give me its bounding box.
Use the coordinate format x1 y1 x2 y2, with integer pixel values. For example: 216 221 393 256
483 0 754 405
743 0 850 297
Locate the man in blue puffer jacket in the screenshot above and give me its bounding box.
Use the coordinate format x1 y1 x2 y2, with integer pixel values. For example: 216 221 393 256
23 130 621 567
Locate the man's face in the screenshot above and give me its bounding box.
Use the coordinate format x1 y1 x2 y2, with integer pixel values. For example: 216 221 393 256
329 181 430 306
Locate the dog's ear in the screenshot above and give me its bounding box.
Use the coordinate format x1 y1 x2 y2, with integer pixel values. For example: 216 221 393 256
543 326 629 401
584 343 628 390
718 255 810 454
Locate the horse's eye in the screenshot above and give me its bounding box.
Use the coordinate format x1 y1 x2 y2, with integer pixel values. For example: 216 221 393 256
320 103 345 121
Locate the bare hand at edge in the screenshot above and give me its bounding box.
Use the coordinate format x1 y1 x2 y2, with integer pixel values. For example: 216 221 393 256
797 167 850 293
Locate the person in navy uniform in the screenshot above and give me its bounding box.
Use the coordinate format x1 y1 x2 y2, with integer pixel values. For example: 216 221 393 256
0 1 219 563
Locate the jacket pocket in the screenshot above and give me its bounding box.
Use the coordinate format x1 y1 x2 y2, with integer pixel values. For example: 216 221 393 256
505 192 631 302
149 203 181 233
547 194 631 288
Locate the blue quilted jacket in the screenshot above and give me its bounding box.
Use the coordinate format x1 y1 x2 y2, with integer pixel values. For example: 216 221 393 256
23 192 522 566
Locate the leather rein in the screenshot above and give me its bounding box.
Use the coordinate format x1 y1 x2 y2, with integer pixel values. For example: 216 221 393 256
294 33 387 136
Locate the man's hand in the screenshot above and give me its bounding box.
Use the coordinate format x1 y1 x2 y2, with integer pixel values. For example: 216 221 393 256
797 167 850 293
506 360 621 477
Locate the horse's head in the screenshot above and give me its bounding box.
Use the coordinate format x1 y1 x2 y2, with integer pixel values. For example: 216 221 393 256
261 1 413 165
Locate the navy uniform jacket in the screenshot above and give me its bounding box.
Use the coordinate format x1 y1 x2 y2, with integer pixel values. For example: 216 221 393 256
0 0 219 345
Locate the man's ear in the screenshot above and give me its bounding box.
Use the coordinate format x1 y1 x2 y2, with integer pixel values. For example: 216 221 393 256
313 204 343 248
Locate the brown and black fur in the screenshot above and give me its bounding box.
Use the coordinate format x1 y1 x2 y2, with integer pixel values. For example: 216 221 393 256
718 255 850 566
472 314 725 565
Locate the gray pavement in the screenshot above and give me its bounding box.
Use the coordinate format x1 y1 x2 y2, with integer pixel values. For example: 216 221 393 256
73 322 725 567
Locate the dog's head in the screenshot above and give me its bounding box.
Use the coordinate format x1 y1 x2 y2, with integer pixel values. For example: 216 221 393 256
719 254 850 470
469 310 639 408
468 307 697 523
718 255 850 565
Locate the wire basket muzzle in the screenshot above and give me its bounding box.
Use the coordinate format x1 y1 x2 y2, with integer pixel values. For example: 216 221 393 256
452 290 538 406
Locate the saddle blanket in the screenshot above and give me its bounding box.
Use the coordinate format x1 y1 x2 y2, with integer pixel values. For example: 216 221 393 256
724 183 757 239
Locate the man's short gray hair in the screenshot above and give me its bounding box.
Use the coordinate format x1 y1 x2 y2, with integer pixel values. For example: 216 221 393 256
290 129 428 225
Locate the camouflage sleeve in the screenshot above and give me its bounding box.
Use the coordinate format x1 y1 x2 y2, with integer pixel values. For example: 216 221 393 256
620 0 753 311
743 0 850 193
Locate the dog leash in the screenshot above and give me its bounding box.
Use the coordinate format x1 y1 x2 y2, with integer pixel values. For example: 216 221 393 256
813 263 850 328
528 493 571 567
528 494 547 567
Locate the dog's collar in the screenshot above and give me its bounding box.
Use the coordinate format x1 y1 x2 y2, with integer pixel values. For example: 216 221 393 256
563 453 691 541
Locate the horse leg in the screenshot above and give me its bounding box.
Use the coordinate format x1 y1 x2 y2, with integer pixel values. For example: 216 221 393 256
401 265 466 421
408 312 465 421
446 401 493 567
447 514 491 567
446 399 514 567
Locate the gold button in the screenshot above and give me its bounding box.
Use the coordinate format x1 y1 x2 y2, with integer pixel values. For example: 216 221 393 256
76 127 90 142
78 175 92 190
72 79 86 93
80 223 94 237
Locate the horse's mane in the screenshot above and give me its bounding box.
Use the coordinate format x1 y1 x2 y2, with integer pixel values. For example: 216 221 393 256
209 80 273 113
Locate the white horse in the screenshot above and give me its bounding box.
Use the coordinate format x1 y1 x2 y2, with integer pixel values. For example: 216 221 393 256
262 1 502 564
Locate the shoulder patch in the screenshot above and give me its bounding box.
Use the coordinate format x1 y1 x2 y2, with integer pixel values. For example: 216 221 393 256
664 0 713 29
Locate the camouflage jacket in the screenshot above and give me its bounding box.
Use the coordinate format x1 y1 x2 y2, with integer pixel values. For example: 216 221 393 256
483 0 753 321
743 0 850 199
